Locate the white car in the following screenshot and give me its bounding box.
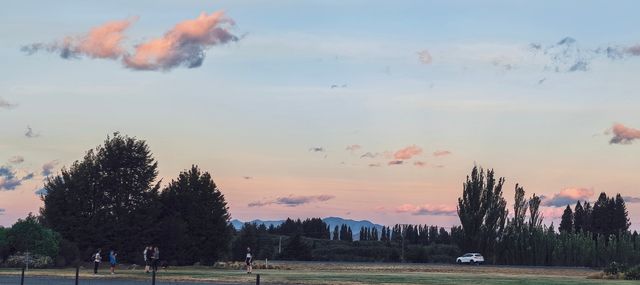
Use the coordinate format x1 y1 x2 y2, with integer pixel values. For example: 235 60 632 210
456 253 484 265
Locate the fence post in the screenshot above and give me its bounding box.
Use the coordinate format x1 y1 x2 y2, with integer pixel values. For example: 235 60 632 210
256 273 260 285
151 267 156 285
20 266 25 285
75 265 80 285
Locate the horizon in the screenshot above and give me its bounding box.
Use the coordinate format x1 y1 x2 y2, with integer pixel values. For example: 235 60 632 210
1 1 640 231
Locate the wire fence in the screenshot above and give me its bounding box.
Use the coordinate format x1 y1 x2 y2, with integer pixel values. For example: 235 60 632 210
0 267 261 285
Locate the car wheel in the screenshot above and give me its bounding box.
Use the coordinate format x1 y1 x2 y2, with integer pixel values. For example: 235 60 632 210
470 260 475 265
457 260 462 264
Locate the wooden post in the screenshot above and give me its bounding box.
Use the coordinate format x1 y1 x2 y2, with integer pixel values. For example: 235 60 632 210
256 273 260 285
20 266 25 285
75 265 80 285
152 267 156 285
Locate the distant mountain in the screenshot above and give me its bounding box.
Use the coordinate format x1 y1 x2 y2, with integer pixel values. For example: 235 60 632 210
230 217 384 240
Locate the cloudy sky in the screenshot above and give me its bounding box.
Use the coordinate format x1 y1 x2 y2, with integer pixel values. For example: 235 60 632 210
1 0 640 229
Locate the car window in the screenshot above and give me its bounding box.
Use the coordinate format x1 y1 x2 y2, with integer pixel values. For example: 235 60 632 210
463 253 472 257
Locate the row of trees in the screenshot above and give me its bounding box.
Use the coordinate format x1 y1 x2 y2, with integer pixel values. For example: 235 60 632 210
560 193 630 236
457 166 639 267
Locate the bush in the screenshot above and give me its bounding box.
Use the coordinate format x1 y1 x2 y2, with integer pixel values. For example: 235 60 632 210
625 265 640 280
604 261 627 275
6 253 53 268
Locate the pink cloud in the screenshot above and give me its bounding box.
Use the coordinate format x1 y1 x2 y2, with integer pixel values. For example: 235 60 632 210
22 18 136 60
396 204 456 216
433 150 452 157
417 50 432 64
23 11 237 71
609 123 640 144
393 145 422 160
542 187 594 207
123 11 237 70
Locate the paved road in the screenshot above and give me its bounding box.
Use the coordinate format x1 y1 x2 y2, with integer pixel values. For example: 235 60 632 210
0 276 241 285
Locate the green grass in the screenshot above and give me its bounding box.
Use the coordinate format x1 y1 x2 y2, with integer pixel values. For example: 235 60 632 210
0 265 636 285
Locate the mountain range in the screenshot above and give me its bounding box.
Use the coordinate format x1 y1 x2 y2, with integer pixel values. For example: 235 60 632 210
230 217 384 240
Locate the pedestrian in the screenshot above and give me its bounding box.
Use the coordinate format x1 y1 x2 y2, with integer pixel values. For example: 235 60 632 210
144 246 152 273
152 246 160 272
109 250 117 275
245 247 252 274
93 248 102 275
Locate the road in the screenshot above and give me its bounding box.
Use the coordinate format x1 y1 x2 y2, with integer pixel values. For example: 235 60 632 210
0 276 242 285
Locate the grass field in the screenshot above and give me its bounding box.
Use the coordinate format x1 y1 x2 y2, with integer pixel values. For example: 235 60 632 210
0 262 634 285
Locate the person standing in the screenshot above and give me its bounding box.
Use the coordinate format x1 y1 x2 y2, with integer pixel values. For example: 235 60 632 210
93 249 102 275
245 247 252 274
152 246 160 272
144 246 152 273
109 250 117 275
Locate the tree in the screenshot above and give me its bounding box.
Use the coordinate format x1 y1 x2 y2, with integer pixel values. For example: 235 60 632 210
457 166 507 259
332 226 339 240
40 133 161 261
592 192 610 236
281 234 311 260
159 165 232 264
512 184 528 230
7 214 61 258
573 201 584 233
613 194 630 234
232 223 258 261
528 194 543 231
559 205 573 233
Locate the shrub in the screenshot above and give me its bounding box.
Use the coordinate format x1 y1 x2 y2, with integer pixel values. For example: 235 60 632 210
604 261 627 275
6 253 53 268
625 265 640 280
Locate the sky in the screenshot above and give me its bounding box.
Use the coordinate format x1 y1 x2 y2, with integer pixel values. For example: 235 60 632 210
1 0 640 229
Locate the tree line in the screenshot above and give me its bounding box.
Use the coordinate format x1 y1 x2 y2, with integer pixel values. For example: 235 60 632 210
1 133 638 267
457 166 639 267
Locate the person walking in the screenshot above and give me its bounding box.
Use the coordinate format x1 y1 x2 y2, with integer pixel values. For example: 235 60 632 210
152 246 160 272
93 248 102 275
144 246 152 273
109 250 117 275
245 247 253 274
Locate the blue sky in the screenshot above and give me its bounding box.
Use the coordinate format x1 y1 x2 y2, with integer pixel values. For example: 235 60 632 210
1 0 640 228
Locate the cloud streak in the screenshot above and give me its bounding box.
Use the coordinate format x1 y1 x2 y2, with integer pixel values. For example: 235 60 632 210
8 156 24 164
0 98 16 110
248 194 335 207
623 196 640 203
345 144 362 153
417 50 432 64
608 123 640 144
396 204 457 216
25 126 40 138
0 165 34 191
433 150 451 157
530 37 640 73
41 160 59 177
22 11 238 71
